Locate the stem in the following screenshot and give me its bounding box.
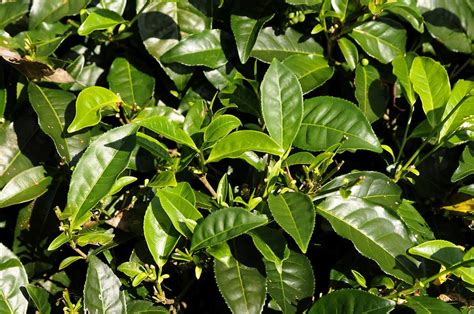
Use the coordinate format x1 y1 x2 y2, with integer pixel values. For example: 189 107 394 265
70 245 87 259
128 0 151 26
197 174 217 198
387 259 474 299
395 105 414 164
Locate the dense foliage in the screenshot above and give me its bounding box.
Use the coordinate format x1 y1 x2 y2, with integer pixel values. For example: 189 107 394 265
0 0 473 313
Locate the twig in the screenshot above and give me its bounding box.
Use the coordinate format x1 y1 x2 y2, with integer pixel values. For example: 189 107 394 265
70 245 88 259
197 174 218 198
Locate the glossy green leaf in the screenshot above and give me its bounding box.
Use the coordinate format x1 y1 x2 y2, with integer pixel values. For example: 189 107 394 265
309 289 396 314
127 300 169 314
384 2 424 33
286 0 322 4
138 0 210 59
144 196 180 268
265 251 315 313
191 207 268 251
268 192 315 253
282 54 334 94
98 0 126 15
459 184 474 196
215 254 266 314
418 0 473 54
207 242 232 267
331 0 350 21
261 59 303 150
78 8 125 36
136 132 171 162
59 256 84 270
452 145 474 182
67 86 121 133
26 284 51 314
283 152 316 167
207 130 285 163
231 14 271 64
0 0 29 29
337 37 358 71
161 29 228 68
395 200 435 243
392 52 417 106
0 243 28 314
440 80 474 140
251 27 324 63
156 189 202 239
29 0 89 28
349 18 406 64
404 296 460 314
107 176 137 197
318 171 401 209
0 166 52 208
64 124 138 228
107 57 155 106
137 116 198 151
355 64 388 122
410 56 451 127
76 228 114 246
294 96 382 153
250 227 289 266
28 83 90 163
84 255 126 313
204 115 241 143
183 99 206 135
47 232 70 251
317 196 420 283
0 71 5 121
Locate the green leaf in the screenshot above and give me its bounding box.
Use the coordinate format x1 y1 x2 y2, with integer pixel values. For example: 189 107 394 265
156 189 202 239
282 54 334 94
387 3 424 32
59 256 84 270
161 29 228 68
317 196 420 283
392 52 417 106
138 0 210 59
47 232 70 251
136 132 171 162
405 296 461 314
294 96 382 153
26 284 51 314
107 57 155 106
231 14 271 64
418 0 473 54
191 207 268 251
0 0 29 29
395 200 435 243
308 289 396 314
251 27 324 63
215 254 266 314
67 86 121 133
459 184 474 196
107 176 137 197
250 227 289 266
144 196 180 268
410 57 451 127
349 18 406 64
204 115 242 143
84 256 126 313
264 251 315 314
29 0 89 28
76 228 114 246
261 59 303 150
98 0 126 15
78 8 125 36
318 171 401 208
0 166 52 208
354 64 388 122
127 300 169 314
337 37 358 71
137 116 198 151
268 192 315 253
440 80 474 140
452 145 474 182
28 83 90 163
207 130 284 163
0 243 28 314
331 0 350 21
64 124 138 228
183 99 207 135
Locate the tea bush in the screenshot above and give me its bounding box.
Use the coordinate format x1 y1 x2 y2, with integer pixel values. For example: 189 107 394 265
0 0 473 313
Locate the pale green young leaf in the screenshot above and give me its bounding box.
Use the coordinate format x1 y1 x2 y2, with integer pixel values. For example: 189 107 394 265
204 115 241 143
78 8 125 36
392 52 417 106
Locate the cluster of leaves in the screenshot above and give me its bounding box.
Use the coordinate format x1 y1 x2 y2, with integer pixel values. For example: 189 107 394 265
0 0 473 313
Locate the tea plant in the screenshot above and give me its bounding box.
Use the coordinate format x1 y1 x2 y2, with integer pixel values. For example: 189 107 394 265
0 0 473 313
